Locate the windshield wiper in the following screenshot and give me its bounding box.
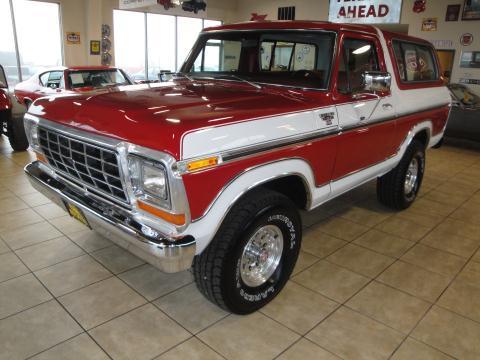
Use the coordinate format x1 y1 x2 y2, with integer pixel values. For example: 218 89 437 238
217 74 262 90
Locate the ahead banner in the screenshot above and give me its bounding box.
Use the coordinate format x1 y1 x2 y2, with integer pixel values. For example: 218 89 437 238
329 0 402 24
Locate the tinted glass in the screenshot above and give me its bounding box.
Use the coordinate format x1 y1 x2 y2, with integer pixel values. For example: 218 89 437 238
337 38 379 93
393 41 438 82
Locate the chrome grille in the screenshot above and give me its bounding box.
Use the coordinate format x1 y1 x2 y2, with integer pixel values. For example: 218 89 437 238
38 127 129 204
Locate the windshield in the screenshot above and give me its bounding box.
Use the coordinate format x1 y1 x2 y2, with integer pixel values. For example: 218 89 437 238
0 66 7 88
67 69 131 89
182 31 336 89
450 85 480 106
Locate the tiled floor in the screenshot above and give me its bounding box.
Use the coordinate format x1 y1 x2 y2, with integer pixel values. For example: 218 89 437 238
1 135 480 360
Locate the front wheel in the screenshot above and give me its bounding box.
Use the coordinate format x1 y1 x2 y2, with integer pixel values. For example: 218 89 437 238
377 139 425 210
193 188 302 314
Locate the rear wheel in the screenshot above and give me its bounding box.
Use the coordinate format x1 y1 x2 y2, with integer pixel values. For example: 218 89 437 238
7 115 29 151
377 139 425 210
193 188 302 314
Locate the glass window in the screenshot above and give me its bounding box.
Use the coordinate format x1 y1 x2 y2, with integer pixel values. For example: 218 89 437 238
177 17 203 71
185 31 334 89
42 71 63 89
393 40 439 82
192 39 242 72
13 0 62 80
67 69 130 89
0 0 19 87
147 13 175 80
114 10 146 80
337 38 379 93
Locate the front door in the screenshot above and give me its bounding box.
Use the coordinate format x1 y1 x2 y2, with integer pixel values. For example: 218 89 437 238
332 32 397 180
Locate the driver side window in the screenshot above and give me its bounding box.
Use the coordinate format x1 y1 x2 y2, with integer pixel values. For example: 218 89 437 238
337 38 379 94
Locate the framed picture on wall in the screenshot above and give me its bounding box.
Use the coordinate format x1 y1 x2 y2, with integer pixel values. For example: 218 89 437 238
446 4 461 21
462 0 480 20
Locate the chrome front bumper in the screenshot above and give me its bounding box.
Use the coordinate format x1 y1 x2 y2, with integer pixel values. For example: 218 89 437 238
25 161 195 273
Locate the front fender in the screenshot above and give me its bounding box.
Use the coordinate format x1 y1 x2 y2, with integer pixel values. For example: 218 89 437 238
183 158 327 254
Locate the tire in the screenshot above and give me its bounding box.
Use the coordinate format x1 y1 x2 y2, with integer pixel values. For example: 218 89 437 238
193 187 302 314
7 115 29 151
377 139 425 210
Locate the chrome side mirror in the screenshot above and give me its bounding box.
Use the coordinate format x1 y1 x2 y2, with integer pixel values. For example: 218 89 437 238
362 71 392 93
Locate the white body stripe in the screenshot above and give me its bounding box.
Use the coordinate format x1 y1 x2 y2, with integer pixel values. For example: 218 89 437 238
181 106 337 160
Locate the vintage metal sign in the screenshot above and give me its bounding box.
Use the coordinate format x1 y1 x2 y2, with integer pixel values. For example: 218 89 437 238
119 0 156 9
329 0 403 24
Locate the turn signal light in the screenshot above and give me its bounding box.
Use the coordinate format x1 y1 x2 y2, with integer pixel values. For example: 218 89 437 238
186 156 219 172
35 151 47 164
137 200 186 226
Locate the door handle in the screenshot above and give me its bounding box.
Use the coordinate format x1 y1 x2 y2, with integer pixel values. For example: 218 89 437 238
382 103 393 110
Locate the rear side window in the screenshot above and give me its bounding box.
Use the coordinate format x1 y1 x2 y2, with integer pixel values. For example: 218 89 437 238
393 41 438 82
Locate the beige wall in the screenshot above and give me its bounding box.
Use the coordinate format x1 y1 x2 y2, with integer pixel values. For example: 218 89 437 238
234 0 480 87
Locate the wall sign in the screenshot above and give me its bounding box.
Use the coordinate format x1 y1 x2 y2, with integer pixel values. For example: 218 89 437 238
446 4 461 21
413 0 426 13
119 0 156 10
460 51 480 68
462 0 480 20
328 0 402 24
66 32 81 45
90 40 101 55
460 33 474 46
421 17 437 31
431 40 454 48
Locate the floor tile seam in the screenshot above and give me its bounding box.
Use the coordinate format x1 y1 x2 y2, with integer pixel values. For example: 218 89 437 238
1 238 115 360
9 233 74 252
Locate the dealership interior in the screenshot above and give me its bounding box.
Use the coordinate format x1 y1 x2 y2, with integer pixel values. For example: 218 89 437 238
1 0 480 359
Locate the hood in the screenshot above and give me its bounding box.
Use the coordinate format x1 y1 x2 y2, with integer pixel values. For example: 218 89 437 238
29 80 318 159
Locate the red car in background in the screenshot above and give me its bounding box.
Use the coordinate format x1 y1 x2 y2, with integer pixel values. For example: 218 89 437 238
1 64 28 150
14 66 133 109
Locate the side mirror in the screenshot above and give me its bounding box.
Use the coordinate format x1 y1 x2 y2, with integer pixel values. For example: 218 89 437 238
362 71 391 93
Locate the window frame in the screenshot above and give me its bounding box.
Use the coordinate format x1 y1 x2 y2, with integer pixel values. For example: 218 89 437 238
386 34 444 90
392 39 440 84
333 31 387 97
181 29 338 92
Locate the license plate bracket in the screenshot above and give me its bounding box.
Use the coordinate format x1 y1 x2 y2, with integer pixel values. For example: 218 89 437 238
64 201 91 229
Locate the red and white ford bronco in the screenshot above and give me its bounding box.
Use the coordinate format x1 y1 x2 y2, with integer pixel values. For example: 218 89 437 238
24 21 451 314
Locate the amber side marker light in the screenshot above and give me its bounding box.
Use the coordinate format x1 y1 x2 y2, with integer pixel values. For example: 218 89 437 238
186 156 219 172
137 200 186 226
35 151 47 164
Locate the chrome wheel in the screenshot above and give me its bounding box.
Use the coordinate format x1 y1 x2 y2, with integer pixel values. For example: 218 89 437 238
404 157 419 195
240 225 284 288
